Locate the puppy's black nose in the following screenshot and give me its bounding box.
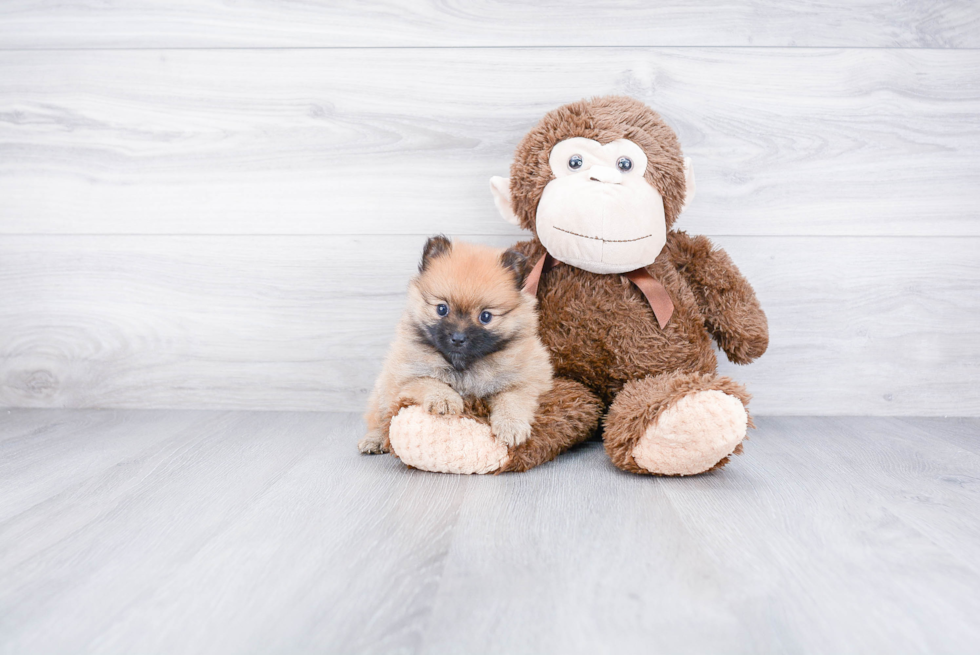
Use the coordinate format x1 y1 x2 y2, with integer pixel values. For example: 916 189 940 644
450 332 467 346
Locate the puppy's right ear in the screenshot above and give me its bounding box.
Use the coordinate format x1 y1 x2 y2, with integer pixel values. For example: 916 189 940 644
419 235 452 272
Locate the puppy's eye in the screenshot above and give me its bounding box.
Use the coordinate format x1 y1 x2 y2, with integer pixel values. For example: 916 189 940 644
436 304 449 317
617 157 633 172
568 154 583 170
478 311 492 325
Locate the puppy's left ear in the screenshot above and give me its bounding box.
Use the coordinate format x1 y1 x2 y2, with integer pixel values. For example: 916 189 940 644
419 235 452 272
500 248 529 289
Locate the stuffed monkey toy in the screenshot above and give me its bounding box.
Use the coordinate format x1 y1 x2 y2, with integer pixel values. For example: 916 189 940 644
385 96 768 476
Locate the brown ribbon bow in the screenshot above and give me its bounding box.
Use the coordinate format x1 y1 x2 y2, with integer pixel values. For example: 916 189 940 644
522 253 674 329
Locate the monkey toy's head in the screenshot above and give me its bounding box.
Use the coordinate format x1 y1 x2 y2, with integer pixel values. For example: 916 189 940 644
491 96 695 275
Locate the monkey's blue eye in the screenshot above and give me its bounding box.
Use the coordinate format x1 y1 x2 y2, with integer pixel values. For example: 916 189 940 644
479 311 492 325
436 304 449 317
568 155 583 170
617 157 633 172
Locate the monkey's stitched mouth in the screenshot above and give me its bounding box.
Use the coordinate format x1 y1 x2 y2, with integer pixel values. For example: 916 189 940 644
554 226 653 243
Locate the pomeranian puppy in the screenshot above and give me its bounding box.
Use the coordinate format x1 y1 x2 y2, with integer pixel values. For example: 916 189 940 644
358 235 553 454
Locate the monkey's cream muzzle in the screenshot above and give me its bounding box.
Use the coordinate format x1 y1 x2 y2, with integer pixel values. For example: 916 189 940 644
531 138 667 274
490 137 695 277
533 138 664 274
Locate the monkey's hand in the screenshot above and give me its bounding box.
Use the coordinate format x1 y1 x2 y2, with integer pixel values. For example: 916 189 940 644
491 414 532 447
358 429 389 454
668 232 769 364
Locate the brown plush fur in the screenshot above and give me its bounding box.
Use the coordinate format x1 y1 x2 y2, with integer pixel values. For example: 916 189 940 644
495 95 769 474
501 378 603 472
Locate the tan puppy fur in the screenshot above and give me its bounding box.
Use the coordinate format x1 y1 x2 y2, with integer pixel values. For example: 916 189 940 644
359 236 553 454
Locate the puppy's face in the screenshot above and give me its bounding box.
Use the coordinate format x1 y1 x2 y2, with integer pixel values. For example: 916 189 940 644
409 237 532 371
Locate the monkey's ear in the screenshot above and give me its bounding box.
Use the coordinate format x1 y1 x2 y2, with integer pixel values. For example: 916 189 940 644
419 235 452 272
490 177 521 226
499 248 529 289
680 157 697 213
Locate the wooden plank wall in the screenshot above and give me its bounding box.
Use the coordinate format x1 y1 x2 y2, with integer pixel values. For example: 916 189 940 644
1 2 978 415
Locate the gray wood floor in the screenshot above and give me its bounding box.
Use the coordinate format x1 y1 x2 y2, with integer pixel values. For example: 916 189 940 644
1 410 978 654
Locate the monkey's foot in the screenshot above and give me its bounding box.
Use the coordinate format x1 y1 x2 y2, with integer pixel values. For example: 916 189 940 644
604 372 751 476
388 406 509 475
632 390 747 476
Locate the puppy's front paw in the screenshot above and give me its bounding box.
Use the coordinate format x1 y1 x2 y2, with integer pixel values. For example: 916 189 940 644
423 390 464 416
491 416 532 447
358 431 389 454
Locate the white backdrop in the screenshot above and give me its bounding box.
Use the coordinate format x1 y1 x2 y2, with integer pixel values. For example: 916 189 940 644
1 2 978 415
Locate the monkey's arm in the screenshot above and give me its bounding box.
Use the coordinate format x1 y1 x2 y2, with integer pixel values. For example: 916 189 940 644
667 231 769 364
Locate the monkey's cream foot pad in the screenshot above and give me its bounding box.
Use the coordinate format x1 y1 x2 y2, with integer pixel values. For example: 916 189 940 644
632 390 747 476
388 406 509 474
